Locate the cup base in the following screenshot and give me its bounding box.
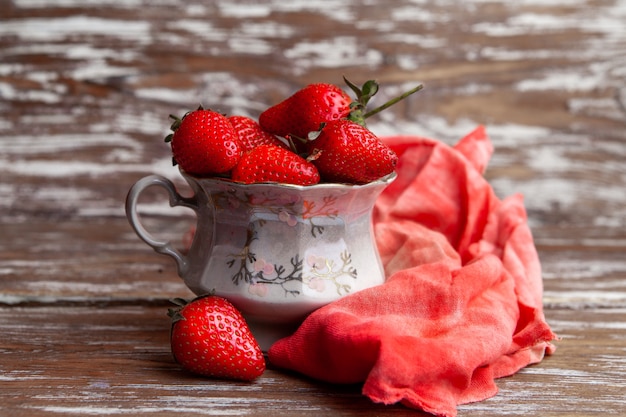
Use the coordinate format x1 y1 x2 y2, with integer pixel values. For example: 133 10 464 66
245 319 300 352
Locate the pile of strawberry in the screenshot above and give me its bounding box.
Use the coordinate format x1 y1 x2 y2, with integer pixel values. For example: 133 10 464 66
166 78 423 185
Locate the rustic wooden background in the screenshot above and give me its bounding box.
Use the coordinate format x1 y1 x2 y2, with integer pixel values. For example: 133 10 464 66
1 0 625 415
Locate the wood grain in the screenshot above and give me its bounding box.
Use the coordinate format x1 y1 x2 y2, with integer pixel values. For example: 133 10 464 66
1 306 624 416
1 0 625 415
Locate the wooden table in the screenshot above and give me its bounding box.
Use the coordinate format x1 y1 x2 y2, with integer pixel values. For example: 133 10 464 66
1 1 625 415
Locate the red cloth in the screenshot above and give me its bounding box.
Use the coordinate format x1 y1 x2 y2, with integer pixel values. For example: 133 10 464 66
267 126 557 417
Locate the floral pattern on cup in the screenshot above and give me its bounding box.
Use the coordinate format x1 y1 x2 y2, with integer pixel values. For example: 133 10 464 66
278 210 298 227
232 250 357 298
212 189 339 237
248 282 269 298
226 223 358 298
227 227 305 297
304 253 357 295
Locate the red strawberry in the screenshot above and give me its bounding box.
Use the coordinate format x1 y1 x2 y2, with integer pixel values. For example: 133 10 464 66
167 109 242 176
231 144 320 186
168 295 265 381
259 83 351 141
227 115 288 152
307 119 397 184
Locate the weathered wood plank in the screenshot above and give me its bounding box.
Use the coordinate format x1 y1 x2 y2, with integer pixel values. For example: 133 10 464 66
1 305 624 416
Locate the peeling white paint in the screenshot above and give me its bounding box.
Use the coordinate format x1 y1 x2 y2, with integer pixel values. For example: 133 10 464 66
0 17 151 43
284 36 384 74
2 134 143 155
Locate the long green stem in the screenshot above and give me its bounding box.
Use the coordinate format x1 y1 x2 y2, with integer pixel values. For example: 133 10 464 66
363 84 424 119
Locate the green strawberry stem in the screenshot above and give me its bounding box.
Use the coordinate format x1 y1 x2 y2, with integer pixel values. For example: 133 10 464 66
286 125 325 155
362 83 424 119
345 76 423 126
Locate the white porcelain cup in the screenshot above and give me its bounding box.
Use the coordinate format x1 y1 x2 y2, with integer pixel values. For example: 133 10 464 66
126 171 395 350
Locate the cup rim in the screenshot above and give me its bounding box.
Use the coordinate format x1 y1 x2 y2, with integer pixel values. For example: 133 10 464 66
180 169 397 190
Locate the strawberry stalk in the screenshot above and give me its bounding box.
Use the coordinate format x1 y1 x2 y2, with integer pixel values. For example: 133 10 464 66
344 76 423 126
362 83 424 119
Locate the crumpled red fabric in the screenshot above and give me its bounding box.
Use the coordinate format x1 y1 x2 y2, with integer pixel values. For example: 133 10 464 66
267 126 557 417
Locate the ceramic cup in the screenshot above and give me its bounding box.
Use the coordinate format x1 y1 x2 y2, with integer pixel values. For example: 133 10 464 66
125 170 395 350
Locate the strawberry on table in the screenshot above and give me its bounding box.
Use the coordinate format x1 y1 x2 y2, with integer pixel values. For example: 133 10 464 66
167 108 242 176
231 144 320 186
259 83 352 143
227 115 288 152
307 119 398 184
168 295 265 381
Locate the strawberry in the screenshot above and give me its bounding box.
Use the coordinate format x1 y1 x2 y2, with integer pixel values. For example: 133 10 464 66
259 83 351 143
167 109 242 176
306 119 397 184
227 115 288 152
231 144 320 186
168 295 265 381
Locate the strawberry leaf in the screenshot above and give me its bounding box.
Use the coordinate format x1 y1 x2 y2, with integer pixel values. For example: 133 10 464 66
169 297 189 307
359 79 379 106
169 114 182 131
343 76 380 111
343 76 363 98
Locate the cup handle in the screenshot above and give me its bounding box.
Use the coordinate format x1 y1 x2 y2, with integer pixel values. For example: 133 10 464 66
125 175 197 277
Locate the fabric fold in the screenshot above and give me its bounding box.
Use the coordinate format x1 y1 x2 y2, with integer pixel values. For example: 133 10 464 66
268 126 557 417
